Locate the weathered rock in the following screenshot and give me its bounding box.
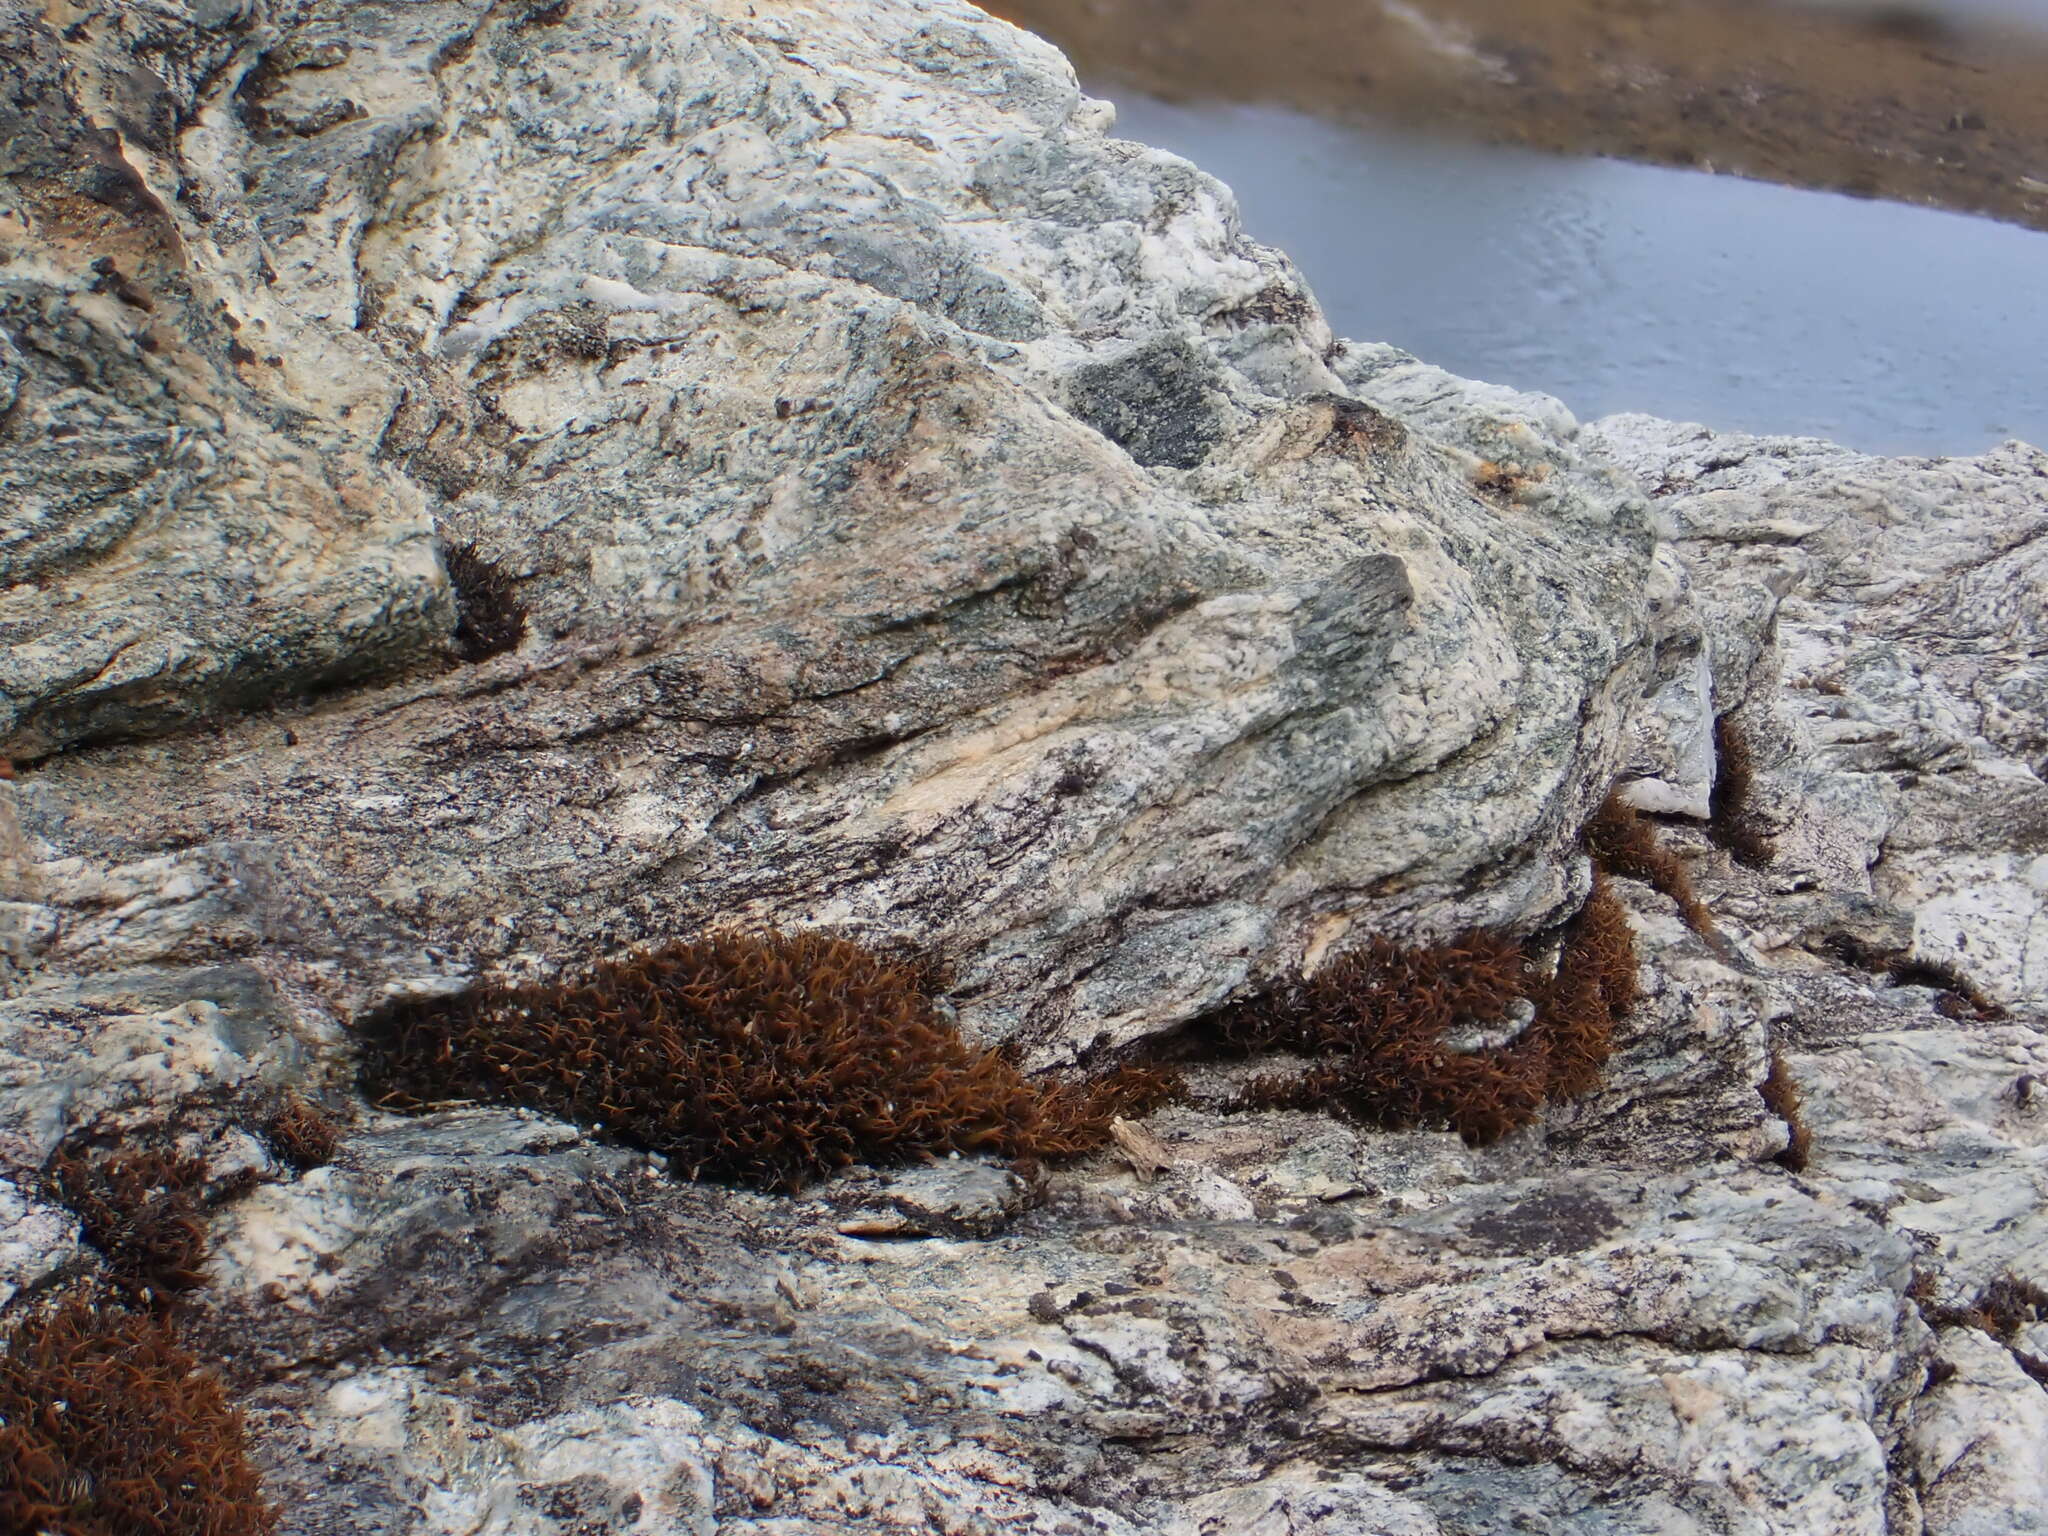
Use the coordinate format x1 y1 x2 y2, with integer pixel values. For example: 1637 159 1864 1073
6 0 1658 1063
0 961 312 1172
1582 414 2048 1011
0 0 2043 1532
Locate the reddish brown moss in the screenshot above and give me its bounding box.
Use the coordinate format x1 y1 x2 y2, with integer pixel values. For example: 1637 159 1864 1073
1230 931 1548 1143
1538 872 1635 1099
262 1092 339 1172
0 1291 274 1536
1758 1053 1812 1172
1817 932 2006 1020
358 931 1181 1193
1969 1273 2048 1340
1708 715 1776 867
1223 881 1637 1145
1583 790 1717 938
46 1146 214 1304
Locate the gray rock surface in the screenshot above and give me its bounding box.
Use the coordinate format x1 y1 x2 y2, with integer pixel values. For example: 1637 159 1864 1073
1 0 2044 1531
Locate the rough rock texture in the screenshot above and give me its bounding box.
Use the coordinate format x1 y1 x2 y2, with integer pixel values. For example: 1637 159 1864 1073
1 1 2044 1532
1 0 1659 1061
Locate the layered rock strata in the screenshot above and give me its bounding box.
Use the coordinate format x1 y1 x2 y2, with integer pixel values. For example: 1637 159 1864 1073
1 1 2043 1532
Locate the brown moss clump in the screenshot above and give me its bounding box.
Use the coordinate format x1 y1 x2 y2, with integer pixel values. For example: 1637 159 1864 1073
47 1146 214 1304
1539 872 1637 1099
0 1290 274 1536
262 1092 339 1172
443 539 527 662
1223 878 1637 1145
1758 1053 1812 1172
1816 933 2007 1020
358 931 1181 1193
1708 715 1776 867
1583 790 1717 938
1229 931 1548 1143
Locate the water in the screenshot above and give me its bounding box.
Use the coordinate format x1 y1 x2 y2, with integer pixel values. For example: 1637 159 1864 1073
1111 95 2048 456
1795 0 2047 28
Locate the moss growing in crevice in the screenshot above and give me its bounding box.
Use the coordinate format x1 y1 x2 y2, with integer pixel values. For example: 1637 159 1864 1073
1583 790 1718 939
1708 714 1776 867
1910 1269 2048 1386
1216 876 1637 1145
359 802 1664 1180
442 538 528 662
1541 871 1638 1098
1818 931 2006 1020
1757 1052 1812 1172
262 1091 340 1172
358 931 1182 1193
45 1145 219 1307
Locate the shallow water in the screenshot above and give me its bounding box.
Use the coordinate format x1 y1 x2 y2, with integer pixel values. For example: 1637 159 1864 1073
1111 95 2048 456
1807 0 2045 27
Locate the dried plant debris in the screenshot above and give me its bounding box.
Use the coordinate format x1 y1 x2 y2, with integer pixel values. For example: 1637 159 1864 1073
442 539 527 662
1911 1270 2048 1384
1708 715 1776 867
1221 877 1636 1145
262 1092 339 1172
1471 458 1545 500
1757 1053 1813 1172
1583 790 1717 938
46 1146 216 1304
0 1290 274 1536
1966 1273 2048 1342
358 931 1182 1193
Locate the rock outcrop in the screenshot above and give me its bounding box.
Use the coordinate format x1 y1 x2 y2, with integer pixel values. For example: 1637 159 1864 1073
1 0 2043 1532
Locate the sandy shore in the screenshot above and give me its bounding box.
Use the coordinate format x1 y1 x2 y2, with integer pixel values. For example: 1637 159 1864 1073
987 0 2048 235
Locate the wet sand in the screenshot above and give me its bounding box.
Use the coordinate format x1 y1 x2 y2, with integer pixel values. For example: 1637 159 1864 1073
986 0 2048 235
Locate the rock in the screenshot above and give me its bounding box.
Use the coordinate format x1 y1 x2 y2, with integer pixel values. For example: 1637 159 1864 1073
0 962 310 1172
9 0 1653 1064
0 1 447 757
829 1158 1031 1239
1907 1328 2048 1536
1 0 2044 1532
0 1179 74 1309
1582 414 2048 1010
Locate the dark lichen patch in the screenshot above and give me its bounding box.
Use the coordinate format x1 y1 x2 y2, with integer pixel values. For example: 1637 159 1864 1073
1757 1053 1812 1172
443 539 528 661
0 1290 274 1536
1064 337 1229 469
1215 877 1636 1146
357 931 1182 1194
1466 1191 1622 1256
1708 714 1776 867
